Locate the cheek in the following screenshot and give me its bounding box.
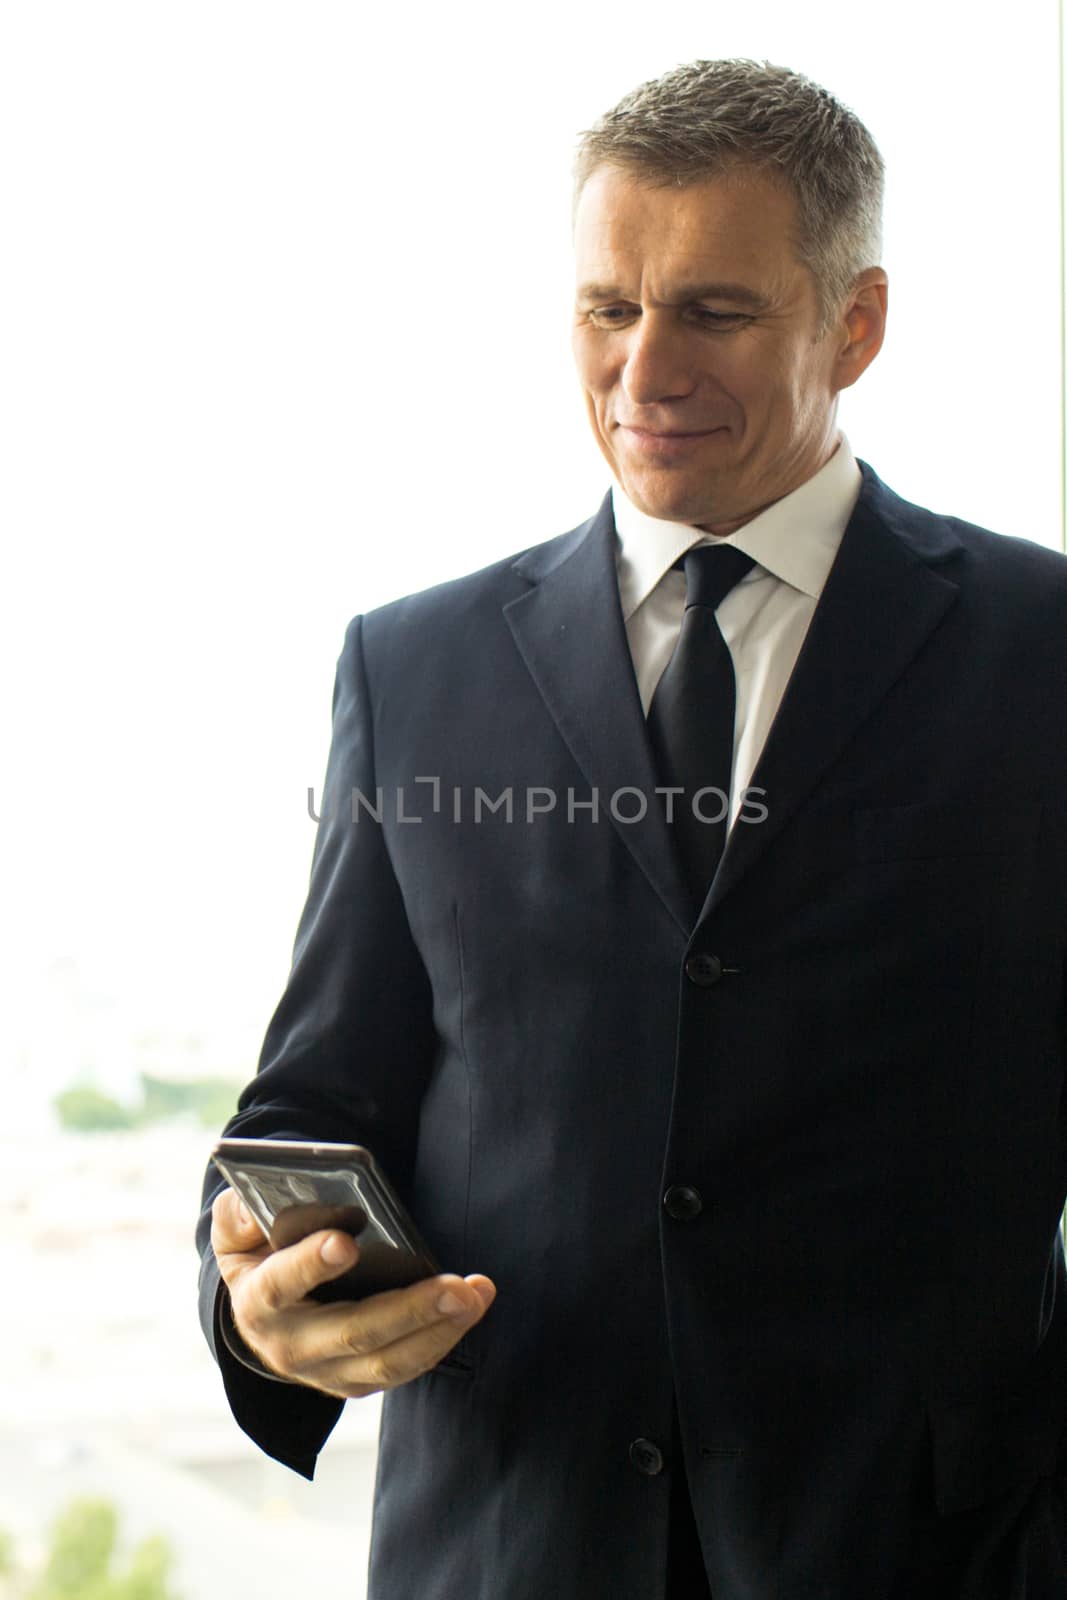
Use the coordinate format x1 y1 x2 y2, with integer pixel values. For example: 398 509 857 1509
572 335 614 401
738 370 806 433
581 381 615 441
587 395 614 453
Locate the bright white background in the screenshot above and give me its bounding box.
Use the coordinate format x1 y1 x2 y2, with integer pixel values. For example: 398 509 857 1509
1 2 1062 1123
0 3 1061 1595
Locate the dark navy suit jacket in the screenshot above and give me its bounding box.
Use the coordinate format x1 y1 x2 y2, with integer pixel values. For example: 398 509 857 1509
197 461 1067 1599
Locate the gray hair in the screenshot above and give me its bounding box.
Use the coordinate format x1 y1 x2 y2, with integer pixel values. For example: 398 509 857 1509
573 58 885 340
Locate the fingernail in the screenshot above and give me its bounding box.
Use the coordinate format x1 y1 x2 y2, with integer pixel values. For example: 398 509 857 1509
470 1281 496 1309
237 1201 251 1226
321 1233 353 1264
435 1290 469 1318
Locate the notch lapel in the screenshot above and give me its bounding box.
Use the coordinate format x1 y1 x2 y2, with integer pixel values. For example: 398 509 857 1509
703 462 963 918
503 493 695 937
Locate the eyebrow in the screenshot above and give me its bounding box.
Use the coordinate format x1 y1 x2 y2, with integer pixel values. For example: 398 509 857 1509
576 280 771 311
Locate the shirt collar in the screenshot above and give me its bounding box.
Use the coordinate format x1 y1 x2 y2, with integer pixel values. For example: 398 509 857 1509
612 431 863 623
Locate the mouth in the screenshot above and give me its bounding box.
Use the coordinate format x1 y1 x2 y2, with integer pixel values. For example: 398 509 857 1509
620 426 727 454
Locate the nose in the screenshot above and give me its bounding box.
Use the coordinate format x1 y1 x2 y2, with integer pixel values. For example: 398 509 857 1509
621 312 698 407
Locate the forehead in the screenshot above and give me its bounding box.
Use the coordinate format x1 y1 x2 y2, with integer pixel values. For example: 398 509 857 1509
573 164 803 291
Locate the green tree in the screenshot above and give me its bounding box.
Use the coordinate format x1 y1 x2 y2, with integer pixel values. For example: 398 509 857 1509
52 1074 244 1135
53 1087 135 1133
137 1074 241 1129
28 1497 180 1600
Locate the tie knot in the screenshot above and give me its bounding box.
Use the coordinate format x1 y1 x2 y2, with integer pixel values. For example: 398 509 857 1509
676 544 756 612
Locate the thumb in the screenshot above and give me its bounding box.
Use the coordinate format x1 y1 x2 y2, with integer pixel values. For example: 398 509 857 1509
212 1186 268 1255
212 1189 273 1295
235 1196 267 1241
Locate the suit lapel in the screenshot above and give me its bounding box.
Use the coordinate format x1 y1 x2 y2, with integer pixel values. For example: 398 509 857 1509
704 461 963 918
503 463 965 938
504 492 695 937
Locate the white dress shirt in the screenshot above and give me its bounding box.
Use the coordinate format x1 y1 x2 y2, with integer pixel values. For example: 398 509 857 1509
612 431 863 830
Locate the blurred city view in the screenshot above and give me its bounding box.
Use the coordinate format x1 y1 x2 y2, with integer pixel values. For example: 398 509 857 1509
0 964 382 1599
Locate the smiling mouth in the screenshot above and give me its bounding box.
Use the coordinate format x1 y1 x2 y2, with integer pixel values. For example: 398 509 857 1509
621 426 727 449
621 423 725 435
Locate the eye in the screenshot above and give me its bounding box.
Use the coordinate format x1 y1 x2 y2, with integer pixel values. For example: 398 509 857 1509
690 307 750 327
586 306 634 325
584 305 750 329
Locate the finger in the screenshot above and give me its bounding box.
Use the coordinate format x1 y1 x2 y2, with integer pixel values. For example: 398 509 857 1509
284 1273 497 1387
229 1229 363 1359
241 1227 363 1323
292 1271 493 1365
464 1274 497 1310
211 1190 275 1294
309 1291 494 1397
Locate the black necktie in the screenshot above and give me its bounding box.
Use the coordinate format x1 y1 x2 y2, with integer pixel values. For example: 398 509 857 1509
646 544 756 904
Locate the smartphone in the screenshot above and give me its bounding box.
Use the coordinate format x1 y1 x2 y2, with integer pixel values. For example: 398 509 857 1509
210 1137 441 1303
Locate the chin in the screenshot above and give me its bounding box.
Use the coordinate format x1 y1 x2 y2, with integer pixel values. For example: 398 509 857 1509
623 476 710 525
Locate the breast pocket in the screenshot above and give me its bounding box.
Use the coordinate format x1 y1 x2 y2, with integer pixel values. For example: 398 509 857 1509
844 802 1042 1072
853 801 1040 863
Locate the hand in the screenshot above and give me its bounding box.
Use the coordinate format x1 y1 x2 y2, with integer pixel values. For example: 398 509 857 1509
210 1186 497 1398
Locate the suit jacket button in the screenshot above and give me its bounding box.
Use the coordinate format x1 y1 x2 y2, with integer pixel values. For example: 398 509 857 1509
629 1438 665 1476
663 1185 704 1221
685 953 723 986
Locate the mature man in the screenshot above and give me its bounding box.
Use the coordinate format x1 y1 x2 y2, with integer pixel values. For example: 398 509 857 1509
197 58 1067 1599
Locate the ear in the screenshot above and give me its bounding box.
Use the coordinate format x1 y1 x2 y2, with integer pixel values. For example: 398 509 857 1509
832 270 888 392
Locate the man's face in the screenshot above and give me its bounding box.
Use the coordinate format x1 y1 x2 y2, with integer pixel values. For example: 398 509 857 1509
571 164 882 534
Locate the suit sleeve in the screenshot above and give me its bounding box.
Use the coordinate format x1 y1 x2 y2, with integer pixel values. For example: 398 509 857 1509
194 612 439 1479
